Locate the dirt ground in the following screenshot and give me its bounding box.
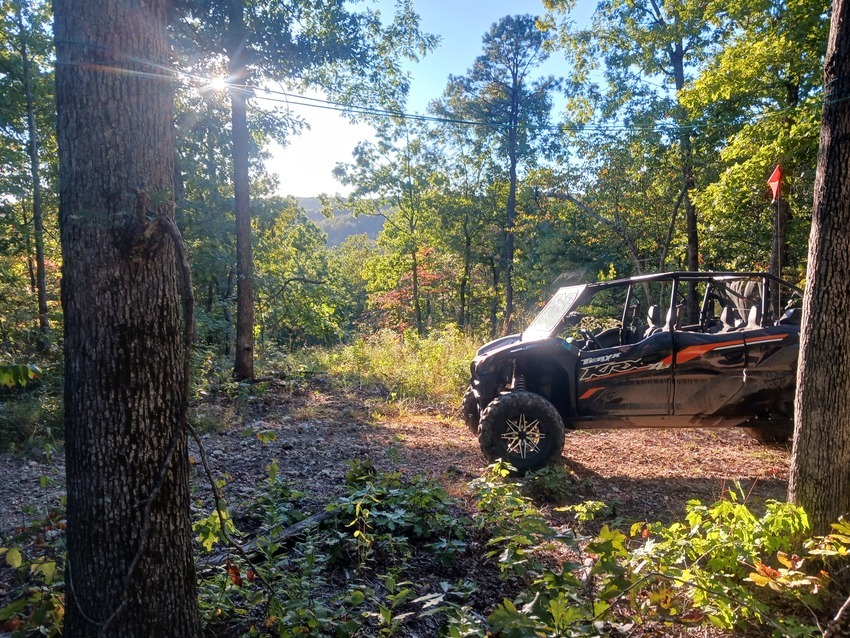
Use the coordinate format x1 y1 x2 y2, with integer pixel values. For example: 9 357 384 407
0 377 793 634
0 376 791 534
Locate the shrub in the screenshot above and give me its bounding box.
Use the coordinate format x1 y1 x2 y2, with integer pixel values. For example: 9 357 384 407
313 326 478 405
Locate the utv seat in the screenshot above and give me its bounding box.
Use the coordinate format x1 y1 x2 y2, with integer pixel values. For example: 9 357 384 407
644 305 663 337
743 305 762 330
663 306 678 332
717 306 739 333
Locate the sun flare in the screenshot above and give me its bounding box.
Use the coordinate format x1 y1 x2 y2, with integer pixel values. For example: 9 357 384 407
207 76 228 91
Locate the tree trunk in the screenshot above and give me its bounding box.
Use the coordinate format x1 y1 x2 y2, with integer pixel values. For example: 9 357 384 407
228 0 254 380
502 115 519 336
16 4 50 348
788 0 850 534
670 39 700 321
411 248 423 335
489 257 500 339
54 0 201 634
459 224 472 329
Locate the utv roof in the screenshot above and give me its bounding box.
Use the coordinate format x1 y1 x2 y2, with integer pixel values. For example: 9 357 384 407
583 270 801 291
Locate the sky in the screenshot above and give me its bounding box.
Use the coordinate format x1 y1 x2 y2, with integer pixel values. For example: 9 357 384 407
268 0 581 198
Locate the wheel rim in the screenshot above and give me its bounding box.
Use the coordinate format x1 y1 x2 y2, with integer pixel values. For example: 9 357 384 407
501 412 545 459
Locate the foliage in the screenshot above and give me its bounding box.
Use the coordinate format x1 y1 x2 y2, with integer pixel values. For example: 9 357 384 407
522 465 578 504
474 474 842 637
3 455 850 636
195 463 471 636
0 506 65 637
317 325 479 404
0 0 830 361
0 552 63 636
471 462 580 577
334 120 452 335
328 460 469 567
0 363 39 389
680 0 827 273
1 0 846 634
0 358 62 452
254 197 346 346
439 14 560 331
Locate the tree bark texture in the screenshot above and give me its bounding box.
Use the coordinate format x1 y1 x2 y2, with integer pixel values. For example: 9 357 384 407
231 87 255 379
228 0 255 380
788 0 850 535
54 0 201 634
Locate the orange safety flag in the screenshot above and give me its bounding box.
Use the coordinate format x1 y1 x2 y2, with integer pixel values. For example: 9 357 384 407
767 165 782 203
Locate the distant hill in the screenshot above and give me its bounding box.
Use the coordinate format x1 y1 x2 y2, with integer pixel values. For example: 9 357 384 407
297 197 384 247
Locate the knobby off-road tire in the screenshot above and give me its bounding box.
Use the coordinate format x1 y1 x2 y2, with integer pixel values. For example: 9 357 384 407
478 391 566 474
462 385 480 435
743 418 794 443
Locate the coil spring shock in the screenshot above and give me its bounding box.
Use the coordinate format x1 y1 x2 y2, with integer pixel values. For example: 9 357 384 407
512 372 526 392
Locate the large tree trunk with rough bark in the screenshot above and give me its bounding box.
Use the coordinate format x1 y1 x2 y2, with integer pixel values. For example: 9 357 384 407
788 0 850 535
54 0 201 634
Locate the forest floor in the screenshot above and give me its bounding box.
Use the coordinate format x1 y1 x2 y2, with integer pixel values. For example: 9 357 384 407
0 376 794 635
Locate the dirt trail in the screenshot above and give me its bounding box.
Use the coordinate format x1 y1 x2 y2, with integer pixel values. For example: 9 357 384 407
1 377 791 535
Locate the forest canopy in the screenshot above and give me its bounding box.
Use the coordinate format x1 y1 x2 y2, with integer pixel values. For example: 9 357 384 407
0 0 828 360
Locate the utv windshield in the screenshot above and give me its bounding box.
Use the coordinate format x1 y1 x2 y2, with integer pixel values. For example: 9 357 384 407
523 285 585 340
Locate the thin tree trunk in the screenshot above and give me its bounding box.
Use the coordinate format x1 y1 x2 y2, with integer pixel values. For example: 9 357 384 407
670 39 700 321
788 0 850 534
228 0 254 380
54 0 200 634
411 248 423 335
223 266 235 356
503 118 518 336
489 257 500 339
459 226 472 329
16 4 49 348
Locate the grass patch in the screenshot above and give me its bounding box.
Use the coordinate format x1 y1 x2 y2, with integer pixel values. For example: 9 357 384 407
301 326 478 406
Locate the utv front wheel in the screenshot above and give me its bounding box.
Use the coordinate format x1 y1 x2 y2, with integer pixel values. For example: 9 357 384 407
479 391 565 473
462 385 481 435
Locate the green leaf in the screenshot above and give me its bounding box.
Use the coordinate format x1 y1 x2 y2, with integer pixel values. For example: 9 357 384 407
0 364 41 388
0 597 29 621
6 548 22 569
31 559 56 584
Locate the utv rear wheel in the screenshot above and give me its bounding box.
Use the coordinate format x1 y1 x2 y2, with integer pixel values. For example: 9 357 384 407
462 385 480 435
743 418 794 443
479 391 565 473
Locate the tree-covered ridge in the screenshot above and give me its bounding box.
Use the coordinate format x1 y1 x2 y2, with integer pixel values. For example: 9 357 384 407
298 197 383 246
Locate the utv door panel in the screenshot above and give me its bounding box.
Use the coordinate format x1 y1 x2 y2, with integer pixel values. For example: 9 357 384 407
744 327 797 370
576 332 674 416
672 331 747 415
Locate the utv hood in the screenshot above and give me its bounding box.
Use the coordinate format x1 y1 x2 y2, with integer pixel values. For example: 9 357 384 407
475 333 522 357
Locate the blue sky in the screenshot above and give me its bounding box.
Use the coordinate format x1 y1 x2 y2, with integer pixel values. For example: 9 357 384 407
386 0 571 113
269 0 585 197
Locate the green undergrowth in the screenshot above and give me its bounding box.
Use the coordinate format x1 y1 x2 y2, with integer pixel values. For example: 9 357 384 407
2 462 849 636
293 326 479 406
0 356 63 454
